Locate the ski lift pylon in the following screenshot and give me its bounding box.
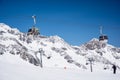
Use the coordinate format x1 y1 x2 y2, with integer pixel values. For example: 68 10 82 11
32 15 36 25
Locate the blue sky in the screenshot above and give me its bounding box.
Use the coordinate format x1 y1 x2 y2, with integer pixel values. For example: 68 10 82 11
0 0 120 47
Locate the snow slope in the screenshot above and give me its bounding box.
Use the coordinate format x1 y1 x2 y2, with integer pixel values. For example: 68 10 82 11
0 23 120 72
0 53 120 80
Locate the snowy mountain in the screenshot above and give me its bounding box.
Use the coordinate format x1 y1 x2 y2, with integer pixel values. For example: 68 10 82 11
0 23 120 71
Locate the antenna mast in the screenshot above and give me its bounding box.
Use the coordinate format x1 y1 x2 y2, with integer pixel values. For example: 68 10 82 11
100 26 103 35
32 15 36 25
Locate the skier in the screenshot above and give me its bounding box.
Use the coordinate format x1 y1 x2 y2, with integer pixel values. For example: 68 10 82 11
112 64 117 74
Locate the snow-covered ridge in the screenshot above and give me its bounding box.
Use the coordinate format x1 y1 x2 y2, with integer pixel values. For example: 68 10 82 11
0 23 20 33
0 23 11 31
0 23 120 71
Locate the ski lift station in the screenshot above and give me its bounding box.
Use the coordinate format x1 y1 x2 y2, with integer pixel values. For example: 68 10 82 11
27 15 40 36
99 26 108 43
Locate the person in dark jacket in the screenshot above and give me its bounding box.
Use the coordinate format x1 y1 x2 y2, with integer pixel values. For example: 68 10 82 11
112 64 117 74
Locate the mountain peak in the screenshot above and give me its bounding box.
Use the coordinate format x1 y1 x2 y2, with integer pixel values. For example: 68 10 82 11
90 38 99 42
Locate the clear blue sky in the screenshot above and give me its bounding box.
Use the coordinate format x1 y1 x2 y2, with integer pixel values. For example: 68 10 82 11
0 0 120 47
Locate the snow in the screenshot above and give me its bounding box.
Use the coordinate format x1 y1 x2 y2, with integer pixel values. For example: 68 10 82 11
0 23 120 80
0 53 120 80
